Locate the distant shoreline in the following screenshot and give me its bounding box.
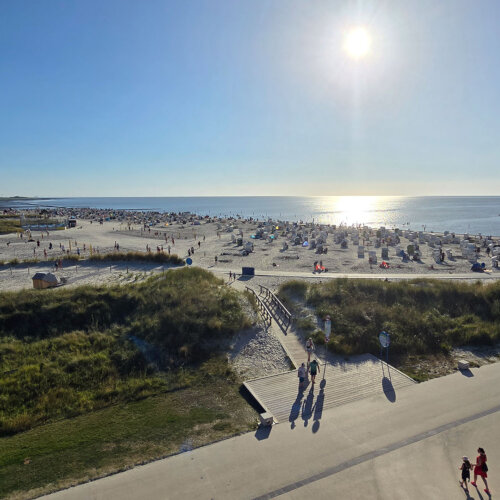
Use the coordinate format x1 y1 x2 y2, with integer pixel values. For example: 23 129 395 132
2 196 500 235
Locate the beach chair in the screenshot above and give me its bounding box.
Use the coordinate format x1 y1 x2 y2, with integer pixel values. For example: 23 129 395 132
381 247 389 260
358 245 365 258
369 251 377 264
433 249 441 263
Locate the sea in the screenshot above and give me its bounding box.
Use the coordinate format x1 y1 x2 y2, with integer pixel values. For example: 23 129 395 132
7 196 500 236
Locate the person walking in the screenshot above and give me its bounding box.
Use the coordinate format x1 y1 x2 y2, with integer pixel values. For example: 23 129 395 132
306 337 315 362
298 363 307 390
471 447 490 494
309 359 320 384
459 456 472 492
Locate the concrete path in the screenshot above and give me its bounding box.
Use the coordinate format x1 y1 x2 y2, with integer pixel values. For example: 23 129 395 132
44 362 500 500
214 268 500 281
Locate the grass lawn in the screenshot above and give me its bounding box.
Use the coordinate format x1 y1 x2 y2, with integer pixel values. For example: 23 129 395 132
0 380 257 499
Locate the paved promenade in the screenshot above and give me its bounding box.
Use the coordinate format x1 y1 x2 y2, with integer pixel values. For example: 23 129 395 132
45 362 500 500
214 268 500 281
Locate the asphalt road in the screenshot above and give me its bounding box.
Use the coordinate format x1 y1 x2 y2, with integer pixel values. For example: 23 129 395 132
44 362 500 500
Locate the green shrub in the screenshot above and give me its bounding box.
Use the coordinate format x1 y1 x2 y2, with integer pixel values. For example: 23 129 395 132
279 279 500 358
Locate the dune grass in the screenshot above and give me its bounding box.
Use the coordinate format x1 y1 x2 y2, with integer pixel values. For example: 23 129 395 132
0 268 251 436
0 267 256 497
279 279 500 358
88 251 184 265
0 217 22 234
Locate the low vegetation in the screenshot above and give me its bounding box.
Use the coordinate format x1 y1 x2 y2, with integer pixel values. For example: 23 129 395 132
0 216 22 234
0 268 255 497
88 250 184 265
0 267 249 435
0 251 184 267
279 279 500 359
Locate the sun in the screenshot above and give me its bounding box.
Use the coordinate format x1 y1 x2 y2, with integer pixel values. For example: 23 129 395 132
344 27 371 59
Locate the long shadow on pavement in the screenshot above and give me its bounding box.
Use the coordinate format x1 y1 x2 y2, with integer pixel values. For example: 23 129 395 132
301 387 315 428
289 390 304 429
312 379 326 433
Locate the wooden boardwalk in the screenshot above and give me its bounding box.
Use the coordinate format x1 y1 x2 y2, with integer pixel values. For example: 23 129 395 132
244 354 416 424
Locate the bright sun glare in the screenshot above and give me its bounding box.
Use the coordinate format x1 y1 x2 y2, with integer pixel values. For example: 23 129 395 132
344 27 371 59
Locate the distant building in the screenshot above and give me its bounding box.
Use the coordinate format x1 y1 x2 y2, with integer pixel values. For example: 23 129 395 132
32 272 58 289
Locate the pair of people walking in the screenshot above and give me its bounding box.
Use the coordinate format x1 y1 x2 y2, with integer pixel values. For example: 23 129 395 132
460 447 490 495
298 337 321 389
297 359 320 389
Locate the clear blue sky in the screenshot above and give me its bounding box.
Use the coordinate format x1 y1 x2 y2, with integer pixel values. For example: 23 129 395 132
1 0 499 196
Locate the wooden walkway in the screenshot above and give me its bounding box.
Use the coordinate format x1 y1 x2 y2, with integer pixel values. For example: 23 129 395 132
244 354 416 424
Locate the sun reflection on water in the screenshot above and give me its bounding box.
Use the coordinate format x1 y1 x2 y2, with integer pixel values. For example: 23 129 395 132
314 196 393 226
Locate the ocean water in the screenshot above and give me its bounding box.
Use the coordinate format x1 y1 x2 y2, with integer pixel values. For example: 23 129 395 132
11 196 500 236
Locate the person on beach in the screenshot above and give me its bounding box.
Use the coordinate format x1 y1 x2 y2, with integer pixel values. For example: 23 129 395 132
298 363 307 389
459 456 472 491
306 337 314 362
229 271 232 280
309 359 320 384
471 447 490 494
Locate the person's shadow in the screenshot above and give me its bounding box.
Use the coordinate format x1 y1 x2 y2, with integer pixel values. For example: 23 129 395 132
289 391 303 429
467 484 485 499
312 379 326 433
302 387 315 427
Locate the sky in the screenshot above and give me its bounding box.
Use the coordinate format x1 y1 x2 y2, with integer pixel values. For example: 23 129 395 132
1 0 500 197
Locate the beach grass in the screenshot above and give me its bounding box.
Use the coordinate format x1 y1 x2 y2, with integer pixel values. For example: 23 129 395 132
88 251 184 265
0 268 251 436
0 267 256 497
0 217 22 234
279 278 500 358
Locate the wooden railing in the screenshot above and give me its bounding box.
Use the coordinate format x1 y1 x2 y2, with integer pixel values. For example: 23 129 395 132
258 284 292 331
245 286 272 327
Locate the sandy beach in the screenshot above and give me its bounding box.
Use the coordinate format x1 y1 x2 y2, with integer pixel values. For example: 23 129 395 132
1 212 499 293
